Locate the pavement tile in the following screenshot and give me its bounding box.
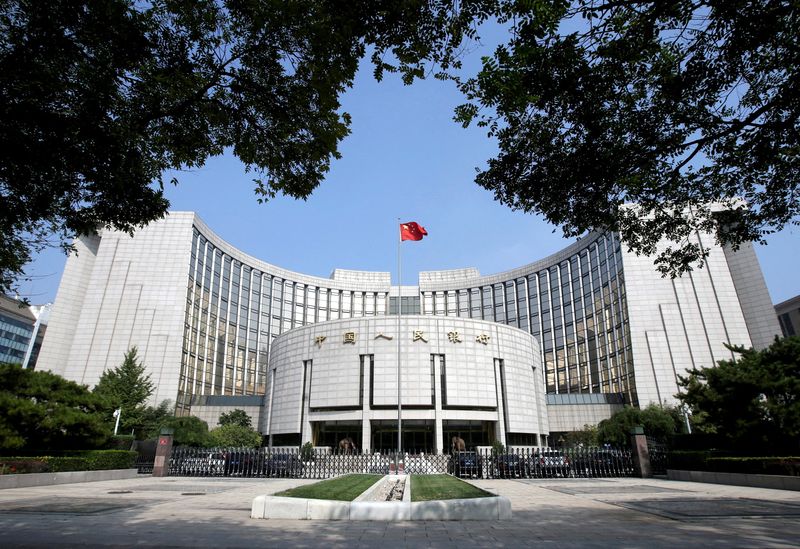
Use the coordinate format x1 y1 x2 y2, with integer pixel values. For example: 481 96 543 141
0 476 799 547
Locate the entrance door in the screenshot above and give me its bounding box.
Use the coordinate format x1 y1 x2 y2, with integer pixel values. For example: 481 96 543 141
371 420 434 453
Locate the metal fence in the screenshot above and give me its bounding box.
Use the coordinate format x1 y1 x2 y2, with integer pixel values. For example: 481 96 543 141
133 440 156 474
646 436 668 475
157 446 635 479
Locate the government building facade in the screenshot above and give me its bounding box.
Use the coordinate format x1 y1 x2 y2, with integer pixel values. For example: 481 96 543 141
37 212 781 452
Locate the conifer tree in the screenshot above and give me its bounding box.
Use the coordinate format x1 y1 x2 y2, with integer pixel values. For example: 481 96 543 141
94 347 156 436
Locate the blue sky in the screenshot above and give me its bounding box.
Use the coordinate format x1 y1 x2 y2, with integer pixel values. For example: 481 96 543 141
16 34 800 306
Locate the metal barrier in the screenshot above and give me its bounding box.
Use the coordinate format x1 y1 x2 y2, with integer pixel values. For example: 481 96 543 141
157 445 635 479
646 437 668 475
132 440 156 474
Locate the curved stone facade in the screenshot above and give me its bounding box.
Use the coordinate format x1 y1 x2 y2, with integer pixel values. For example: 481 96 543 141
264 316 546 452
36 211 781 444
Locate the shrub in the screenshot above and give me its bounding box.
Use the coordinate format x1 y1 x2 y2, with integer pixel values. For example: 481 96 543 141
0 450 136 474
668 451 800 476
158 416 211 447
300 441 314 462
105 435 135 450
208 423 261 448
491 440 505 455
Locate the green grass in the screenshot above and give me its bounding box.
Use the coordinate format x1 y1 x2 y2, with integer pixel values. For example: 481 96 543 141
274 474 382 501
411 474 493 502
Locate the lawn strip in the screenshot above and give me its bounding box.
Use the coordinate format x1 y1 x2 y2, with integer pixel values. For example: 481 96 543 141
411 474 492 501
274 474 381 501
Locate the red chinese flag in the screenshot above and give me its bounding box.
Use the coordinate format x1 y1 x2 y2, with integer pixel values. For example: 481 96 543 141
400 221 428 241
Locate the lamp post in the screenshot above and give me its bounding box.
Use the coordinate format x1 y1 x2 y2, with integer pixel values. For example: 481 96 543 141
113 408 122 436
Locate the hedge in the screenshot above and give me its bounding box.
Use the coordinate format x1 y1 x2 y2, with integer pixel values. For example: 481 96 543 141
669 451 800 476
0 450 136 475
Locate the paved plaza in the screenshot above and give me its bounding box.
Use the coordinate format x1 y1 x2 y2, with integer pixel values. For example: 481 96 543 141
1 475 799 548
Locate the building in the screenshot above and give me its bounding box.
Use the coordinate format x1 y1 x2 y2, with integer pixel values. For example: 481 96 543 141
0 295 50 369
36 212 781 451
775 294 800 337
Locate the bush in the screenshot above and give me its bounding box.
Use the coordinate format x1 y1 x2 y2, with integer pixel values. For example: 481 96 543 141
668 450 714 471
0 363 109 454
597 404 679 446
491 440 505 455
208 423 261 448
707 457 800 476
105 435 135 450
0 450 136 474
300 441 314 462
668 451 800 476
158 416 211 447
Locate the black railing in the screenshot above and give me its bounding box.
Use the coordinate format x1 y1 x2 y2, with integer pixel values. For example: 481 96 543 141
156 446 635 479
646 436 668 475
132 440 156 474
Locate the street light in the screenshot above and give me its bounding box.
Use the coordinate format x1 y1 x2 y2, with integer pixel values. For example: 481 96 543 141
112 408 122 436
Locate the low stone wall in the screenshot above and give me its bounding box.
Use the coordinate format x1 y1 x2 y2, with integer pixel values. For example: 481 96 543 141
0 468 139 490
251 474 512 520
667 469 800 492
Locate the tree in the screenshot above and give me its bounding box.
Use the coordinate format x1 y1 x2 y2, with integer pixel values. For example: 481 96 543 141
597 404 678 447
93 347 155 437
0 0 486 295
677 336 800 452
218 409 252 429
209 423 261 448
0 363 108 453
561 424 599 447
159 416 212 447
455 0 799 275
137 399 173 441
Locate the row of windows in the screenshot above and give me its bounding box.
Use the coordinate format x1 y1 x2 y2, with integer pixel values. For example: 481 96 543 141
178 229 638 409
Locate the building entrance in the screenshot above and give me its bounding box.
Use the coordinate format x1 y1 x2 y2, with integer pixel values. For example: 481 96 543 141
442 420 494 451
312 421 361 451
371 420 434 453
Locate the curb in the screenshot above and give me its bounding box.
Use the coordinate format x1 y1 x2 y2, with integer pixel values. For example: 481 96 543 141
0 469 139 490
251 474 512 521
667 469 800 492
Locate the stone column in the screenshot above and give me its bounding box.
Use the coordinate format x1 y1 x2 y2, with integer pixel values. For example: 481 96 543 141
152 429 174 477
492 358 507 446
433 355 444 454
630 426 652 478
300 362 313 445
361 419 371 454
361 354 372 453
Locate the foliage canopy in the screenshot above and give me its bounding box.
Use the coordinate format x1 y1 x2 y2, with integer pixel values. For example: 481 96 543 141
209 423 261 448
0 0 484 294
3 0 796 293
0 363 108 453
159 415 212 447
218 409 252 429
455 0 799 275
93 347 168 438
677 336 800 452
596 404 680 447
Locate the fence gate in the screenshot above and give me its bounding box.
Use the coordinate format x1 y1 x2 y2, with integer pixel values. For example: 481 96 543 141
133 440 157 474
646 437 668 475
154 446 636 479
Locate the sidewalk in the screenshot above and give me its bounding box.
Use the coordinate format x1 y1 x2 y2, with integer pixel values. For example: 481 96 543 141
0 475 798 548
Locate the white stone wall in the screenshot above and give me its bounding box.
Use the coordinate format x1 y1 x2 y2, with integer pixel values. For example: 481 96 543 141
621 228 758 406
37 213 195 406
722 242 783 349
265 316 547 447
37 234 101 378
545 404 623 432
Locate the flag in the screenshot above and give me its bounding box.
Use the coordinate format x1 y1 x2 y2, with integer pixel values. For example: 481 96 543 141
400 221 427 241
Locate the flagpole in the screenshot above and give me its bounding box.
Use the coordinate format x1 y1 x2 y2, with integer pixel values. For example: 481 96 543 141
397 218 403 460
